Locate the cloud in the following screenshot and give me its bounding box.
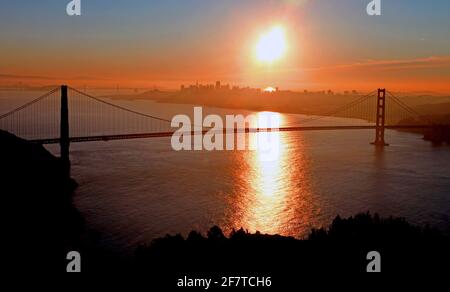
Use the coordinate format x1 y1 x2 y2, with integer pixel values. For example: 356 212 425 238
0 73 110 81
310 56 450 72
282 0 311 6
0 73 56 80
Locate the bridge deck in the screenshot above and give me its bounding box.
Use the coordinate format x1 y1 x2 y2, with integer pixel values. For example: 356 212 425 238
30 125 433 144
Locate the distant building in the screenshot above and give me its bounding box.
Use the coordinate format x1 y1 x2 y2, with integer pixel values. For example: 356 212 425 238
179 81 264 95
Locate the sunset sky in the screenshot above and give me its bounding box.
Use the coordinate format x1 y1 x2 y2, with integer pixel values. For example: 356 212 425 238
1 0 450 92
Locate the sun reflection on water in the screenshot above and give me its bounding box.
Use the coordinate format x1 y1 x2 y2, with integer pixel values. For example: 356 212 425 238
227 112 318 237
248 112 287 233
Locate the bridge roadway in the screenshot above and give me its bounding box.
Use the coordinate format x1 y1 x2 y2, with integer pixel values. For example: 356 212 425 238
29 125 433 144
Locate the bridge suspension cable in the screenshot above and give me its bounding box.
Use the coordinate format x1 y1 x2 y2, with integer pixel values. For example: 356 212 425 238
386 90 434 125
0 87 59 120
282 90 378 127
0 88 61 140
68 86 173 123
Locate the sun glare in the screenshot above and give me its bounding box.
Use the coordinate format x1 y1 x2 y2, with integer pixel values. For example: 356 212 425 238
255 26 287 64
264 86 277 92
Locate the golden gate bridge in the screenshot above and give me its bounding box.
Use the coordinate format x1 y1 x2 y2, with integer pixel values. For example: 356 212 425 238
0 85 437 169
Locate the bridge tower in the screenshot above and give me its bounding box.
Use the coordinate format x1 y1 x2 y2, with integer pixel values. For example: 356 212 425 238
371 88 389 146
60 85 71 173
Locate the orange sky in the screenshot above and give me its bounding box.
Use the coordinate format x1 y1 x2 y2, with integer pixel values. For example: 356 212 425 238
1 1 450 93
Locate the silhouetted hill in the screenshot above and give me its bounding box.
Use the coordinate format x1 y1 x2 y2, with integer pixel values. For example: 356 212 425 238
106 89 177 101
415 102 450 116
398 115 450 144
136 213 449 276
0 130 83 272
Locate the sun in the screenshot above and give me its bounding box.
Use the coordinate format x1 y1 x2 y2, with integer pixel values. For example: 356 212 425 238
264 86 277 92
255 26 287 64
